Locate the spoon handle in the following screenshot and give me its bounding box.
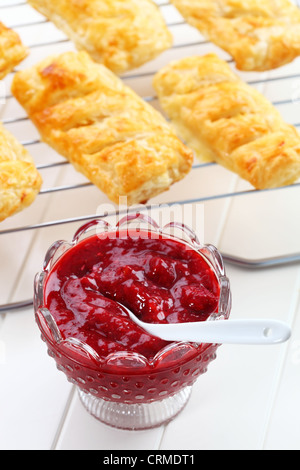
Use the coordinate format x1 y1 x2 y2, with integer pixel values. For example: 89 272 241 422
143 319 291 345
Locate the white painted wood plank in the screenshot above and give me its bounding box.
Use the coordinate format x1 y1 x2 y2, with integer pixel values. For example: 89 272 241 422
0 309 72 450
159 263 299 450
55 393 165 450
263 271 300 450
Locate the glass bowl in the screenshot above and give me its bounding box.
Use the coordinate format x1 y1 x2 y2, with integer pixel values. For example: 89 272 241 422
34 212 231 430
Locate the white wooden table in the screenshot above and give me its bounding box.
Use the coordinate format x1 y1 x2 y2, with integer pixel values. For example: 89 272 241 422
0 0 300 451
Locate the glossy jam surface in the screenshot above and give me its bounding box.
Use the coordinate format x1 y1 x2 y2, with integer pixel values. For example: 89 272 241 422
44 231 220 362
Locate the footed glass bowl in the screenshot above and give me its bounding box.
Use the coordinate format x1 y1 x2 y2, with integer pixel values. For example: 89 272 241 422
34 212 231 430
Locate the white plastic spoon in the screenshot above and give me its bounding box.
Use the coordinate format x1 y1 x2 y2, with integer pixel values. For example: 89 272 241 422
119 304 291 345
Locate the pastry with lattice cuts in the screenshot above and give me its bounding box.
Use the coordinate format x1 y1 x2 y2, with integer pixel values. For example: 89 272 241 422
0 123 42 222
0 22 28 79
153 54 300 189
28 0 173 74
170 0 300 71
11 51 193 205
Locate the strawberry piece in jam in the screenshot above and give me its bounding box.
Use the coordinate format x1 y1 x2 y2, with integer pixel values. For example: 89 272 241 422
44 231 220 361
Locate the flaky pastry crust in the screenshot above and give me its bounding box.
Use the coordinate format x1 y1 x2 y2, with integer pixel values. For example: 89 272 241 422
170 0 300 71
153 54 300 189
0 22 28 79
0 123 42 222
27 0 173 74
11 51 193 205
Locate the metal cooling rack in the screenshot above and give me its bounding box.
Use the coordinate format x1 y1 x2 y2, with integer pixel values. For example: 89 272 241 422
1 0 300 313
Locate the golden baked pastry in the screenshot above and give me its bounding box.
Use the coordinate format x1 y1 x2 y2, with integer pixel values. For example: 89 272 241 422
0 123 42 222
27 0 173 74
11 51 193 205
0 22 28 79
153 54 300 189
170 0 300 71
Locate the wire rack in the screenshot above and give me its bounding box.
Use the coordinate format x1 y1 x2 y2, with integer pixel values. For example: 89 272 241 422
1 0 300 313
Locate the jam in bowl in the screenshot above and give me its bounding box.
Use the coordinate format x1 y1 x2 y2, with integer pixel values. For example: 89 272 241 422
34 213 231 430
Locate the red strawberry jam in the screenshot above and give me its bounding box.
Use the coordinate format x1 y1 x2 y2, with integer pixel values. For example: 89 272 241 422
44 230 220 362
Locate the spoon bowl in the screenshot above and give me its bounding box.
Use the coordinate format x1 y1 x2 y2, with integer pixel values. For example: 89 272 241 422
119 304 291 345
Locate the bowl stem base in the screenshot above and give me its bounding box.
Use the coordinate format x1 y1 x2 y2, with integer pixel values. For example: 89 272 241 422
78 385 193 430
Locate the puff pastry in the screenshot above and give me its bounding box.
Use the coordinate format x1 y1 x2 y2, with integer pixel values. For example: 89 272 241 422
27 0 173 75
170 0 300 71
0 123 42 222
0 22 28 80
153 54 300 189
11 51 193 205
